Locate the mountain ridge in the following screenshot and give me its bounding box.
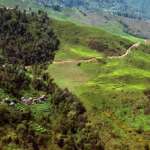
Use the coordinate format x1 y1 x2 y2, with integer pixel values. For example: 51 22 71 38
36 0 150 20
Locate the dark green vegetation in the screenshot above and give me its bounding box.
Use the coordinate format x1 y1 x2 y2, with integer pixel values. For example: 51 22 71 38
0 64 30 96
0 8 104 150
0 80 104 150
0 4 150 150
0 7 59 65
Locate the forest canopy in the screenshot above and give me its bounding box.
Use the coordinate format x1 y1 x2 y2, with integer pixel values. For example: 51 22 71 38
0 7 105 150
0 7 59 65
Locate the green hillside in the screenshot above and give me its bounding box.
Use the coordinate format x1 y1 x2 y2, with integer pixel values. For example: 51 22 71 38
48 20 150 149
0 8 105 150
0 0 144 42
0 4 150 150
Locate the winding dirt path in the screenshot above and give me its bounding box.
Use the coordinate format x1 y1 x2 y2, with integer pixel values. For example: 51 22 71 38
53 57 97 64
3 6 142 64
53 42 141 65
108 42 141 59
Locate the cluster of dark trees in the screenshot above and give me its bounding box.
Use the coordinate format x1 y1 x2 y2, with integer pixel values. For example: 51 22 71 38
0 7 59 96
0 64 30 96
0 103 49 150
88 37 131 56
51 86 104 150
0 72 104 150
0 7 59 66
0 7 104 150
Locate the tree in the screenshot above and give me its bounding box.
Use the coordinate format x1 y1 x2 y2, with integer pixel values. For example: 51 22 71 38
0 7 59 66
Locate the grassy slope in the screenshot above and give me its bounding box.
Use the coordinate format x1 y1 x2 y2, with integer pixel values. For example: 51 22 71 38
101 21 144 43
49 48 150 148
0 1 149 148
48 20 150 148
0 0 144 43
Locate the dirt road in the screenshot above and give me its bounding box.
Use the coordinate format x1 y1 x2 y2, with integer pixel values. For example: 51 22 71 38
53 42 141 64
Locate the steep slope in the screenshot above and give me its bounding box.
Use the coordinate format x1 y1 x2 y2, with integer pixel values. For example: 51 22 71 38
0 8 104 150
35 0 150 38
36 0 150 19
50 19 134 57
0 4 150 150
48 28 150 149
0 0 149 38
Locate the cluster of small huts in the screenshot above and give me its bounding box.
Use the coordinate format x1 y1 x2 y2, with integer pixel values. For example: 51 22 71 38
0 95 47 106
20 95 47 105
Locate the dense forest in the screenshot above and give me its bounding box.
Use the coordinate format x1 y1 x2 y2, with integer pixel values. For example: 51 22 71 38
0 7 59 65
0 7 104 150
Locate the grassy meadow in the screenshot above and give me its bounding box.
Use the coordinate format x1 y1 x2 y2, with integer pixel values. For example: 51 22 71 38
47 20 150 148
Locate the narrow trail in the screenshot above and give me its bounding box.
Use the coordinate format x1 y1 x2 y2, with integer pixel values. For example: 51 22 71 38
108 42 141 59
4 6 142 64
53 57 97 64
53 42 141 65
